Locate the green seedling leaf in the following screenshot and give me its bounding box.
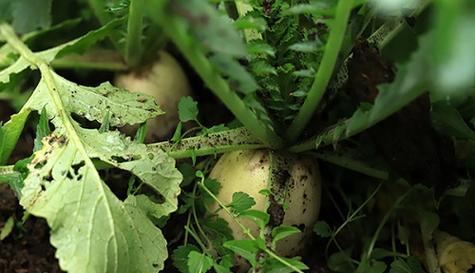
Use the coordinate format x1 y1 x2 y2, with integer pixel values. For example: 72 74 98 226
238 210 270 230
271 225 301 245
223 239 259 267
228 191 256 214
202 178 221 205
313 220 332 238
0 216 14 240
171 122 183 142
0 109 30 164
172 245 200 273
178 96 199 122
187 251 214 273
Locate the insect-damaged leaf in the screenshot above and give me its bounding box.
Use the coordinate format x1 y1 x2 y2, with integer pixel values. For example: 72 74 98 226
16 55 181 273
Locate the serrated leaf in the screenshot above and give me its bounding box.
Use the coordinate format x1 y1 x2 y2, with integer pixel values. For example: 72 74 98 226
11 41 182 273
313 220 332 238
172 245 200 273
25 71 162 127
20 134 171 273
223 239 259 267
228 191 256 213
271 225 301 245
238 209 270 230
234 15 267 32
0 109 30 164
178 96 199 122
187 251 214 273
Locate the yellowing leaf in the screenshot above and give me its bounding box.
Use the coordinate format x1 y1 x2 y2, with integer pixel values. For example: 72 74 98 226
435 231 475 273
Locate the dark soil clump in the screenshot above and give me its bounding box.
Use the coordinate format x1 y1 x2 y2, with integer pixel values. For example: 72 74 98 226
0 185 64 273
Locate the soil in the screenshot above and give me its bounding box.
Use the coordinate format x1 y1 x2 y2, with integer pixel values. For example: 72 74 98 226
0 185 64 273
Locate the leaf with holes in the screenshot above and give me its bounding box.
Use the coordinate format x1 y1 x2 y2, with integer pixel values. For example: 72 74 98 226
15 46 182 273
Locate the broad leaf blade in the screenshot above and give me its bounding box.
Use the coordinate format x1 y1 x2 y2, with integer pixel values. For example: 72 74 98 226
20 134 169 273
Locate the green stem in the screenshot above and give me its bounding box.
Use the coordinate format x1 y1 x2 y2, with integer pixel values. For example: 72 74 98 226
285 0 354 142
198 177 305 273
149 127 266 159
325 183 382 255
125 0 145 67
146 2 283 149
364 188 413 260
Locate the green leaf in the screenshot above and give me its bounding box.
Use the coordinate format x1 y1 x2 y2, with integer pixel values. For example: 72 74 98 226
234 15 267 32
187 251 214 273
16 61 181 273
228 191 256 213
11 0 52 34
263 256 309 273
33 107 50 152
313 220 332 238
328 250 354 273
172 245 200 273
0 216 14 240
209 53 259 94
202 178 221 205
238 210 270 230
0 19 123 85
311 31 433 148
0 109 30 164
223 239 259 267
173 0 247 57
25 71 162 127
271 225 301 245
178 96 199 122
389 257 426 273
213 255 233 273
419 210 439 237
288 41 320 53
431 101 475 140
356 260 387 273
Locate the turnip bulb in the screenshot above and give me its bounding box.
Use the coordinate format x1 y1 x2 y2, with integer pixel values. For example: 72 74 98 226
209 150 322 257
114 51 192 142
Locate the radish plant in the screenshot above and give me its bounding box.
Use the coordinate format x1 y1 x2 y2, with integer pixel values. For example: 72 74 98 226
1 0 475 273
